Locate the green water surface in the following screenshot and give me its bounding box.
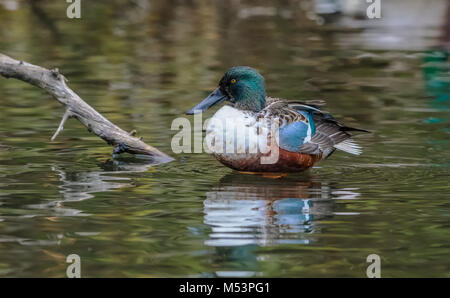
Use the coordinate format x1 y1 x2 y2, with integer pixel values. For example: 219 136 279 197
0 0 449 277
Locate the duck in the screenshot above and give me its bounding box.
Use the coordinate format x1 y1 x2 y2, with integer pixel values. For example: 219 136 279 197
187 66 368 173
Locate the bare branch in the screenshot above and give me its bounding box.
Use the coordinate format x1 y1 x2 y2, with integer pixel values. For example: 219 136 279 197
0 53 174 164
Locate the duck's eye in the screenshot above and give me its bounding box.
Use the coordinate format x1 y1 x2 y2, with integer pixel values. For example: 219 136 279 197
230 79 237 84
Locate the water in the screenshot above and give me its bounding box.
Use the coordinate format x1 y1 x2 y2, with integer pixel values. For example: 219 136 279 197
0 0 449 277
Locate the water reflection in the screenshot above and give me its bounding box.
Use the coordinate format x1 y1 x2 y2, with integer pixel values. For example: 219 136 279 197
26 158 153 217
204 174 360 247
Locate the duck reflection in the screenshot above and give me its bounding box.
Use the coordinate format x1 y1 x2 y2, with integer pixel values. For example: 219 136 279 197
204 173 359 247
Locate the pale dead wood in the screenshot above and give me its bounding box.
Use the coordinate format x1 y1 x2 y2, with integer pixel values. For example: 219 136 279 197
0 53 174 163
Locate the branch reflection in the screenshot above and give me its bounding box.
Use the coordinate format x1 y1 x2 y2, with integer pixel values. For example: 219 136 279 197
26 157 155 217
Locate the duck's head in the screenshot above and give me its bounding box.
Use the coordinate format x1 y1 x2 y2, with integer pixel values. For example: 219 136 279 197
187 66 266 114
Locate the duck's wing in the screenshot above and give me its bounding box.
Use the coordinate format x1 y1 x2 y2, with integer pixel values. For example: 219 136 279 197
291 102 368 157
262 99 368 157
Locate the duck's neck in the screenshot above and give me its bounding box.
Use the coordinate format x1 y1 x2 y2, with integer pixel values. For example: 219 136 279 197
233 90 266 113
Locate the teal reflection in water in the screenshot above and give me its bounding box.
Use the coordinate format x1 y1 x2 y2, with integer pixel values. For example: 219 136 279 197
422 50 450 133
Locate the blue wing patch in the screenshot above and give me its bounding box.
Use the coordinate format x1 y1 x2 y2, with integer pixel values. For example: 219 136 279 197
278 110 316 152
279 121 309 152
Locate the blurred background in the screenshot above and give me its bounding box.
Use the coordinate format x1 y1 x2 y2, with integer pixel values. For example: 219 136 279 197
0 0 449 277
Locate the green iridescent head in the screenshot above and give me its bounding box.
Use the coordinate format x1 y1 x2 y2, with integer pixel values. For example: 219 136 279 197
187 66 266 114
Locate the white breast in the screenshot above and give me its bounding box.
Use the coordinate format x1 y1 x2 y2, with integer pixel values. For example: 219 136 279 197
204 105 271 156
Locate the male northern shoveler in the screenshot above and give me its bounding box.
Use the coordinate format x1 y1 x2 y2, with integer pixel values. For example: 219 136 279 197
187 66 368 173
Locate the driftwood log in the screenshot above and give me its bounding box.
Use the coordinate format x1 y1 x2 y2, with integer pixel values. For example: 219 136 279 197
0 53 174 164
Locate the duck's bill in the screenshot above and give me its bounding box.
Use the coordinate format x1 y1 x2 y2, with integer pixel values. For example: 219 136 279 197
186 87 227 115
